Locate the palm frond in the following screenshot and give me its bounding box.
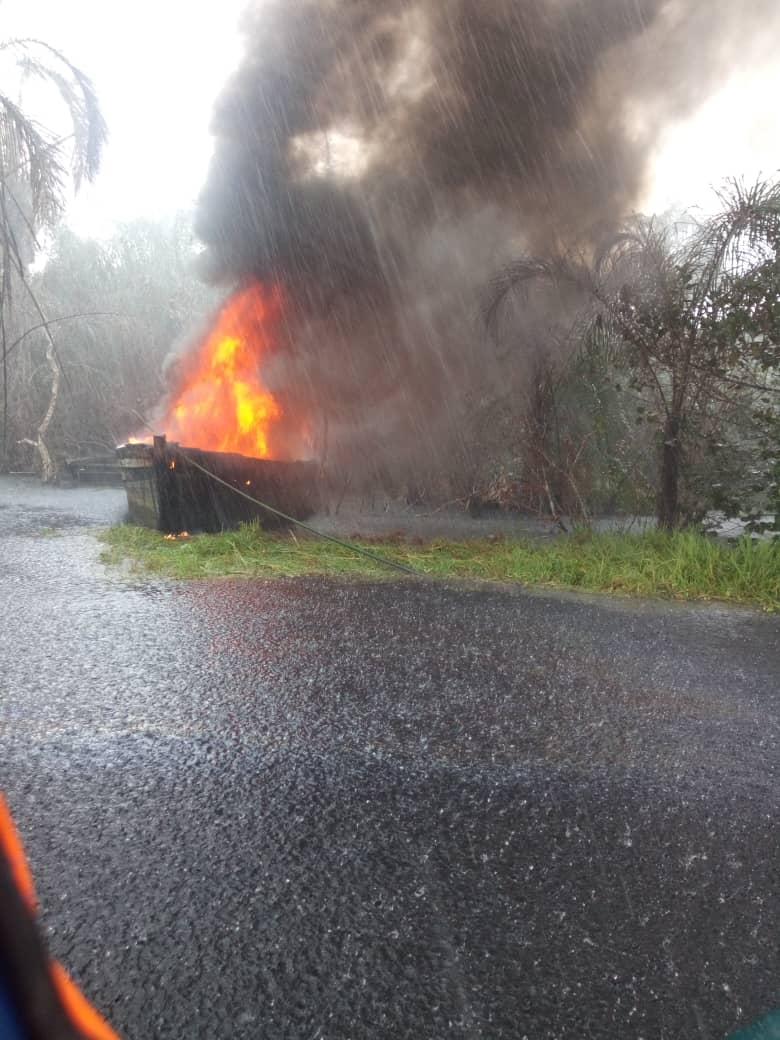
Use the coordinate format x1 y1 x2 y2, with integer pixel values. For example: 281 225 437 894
2 37 107 192
483 254 592 339
594 218 681 294
592 215 655 275
696 176 780 282
0 92 64 224
0 36 107 252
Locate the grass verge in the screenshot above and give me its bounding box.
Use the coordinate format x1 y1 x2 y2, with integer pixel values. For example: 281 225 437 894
98 522 780 610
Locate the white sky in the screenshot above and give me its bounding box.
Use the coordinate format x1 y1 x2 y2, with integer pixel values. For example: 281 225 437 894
644 60 780 216
2 0 779 237
2 0 247 236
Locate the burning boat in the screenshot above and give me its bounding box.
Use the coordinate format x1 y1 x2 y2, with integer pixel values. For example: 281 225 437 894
117 436 318 534
118 282 318 533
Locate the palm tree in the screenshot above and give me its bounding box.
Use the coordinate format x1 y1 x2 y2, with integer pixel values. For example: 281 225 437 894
0 36 107 475
486 178 780 528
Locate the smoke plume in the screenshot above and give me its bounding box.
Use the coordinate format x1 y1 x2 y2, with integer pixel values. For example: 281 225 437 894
192 0 780 495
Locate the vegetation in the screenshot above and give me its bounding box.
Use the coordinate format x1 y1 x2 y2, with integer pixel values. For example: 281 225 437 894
0 120 776 542
100 523 779 610
0 35 107 476
4 218 217 469
486 178 780 529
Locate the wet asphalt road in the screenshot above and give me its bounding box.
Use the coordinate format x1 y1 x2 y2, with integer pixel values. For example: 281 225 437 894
1 477 778 1040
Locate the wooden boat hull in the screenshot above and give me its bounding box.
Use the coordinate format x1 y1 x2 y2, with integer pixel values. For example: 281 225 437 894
117 437 318 533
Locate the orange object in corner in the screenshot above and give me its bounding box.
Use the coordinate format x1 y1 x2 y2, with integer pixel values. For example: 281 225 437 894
50 962 121 1040
0 794 36 912
0 794 121 1040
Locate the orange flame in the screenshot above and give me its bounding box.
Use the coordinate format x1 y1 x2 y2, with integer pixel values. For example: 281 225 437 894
159 283 284 458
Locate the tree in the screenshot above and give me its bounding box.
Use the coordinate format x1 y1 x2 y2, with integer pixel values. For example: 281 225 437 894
0 36 107 475
487 178 780 528
0 217 217 468
701 246 780 528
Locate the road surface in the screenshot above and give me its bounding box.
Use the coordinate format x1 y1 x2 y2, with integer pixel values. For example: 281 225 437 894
1 477 778 1039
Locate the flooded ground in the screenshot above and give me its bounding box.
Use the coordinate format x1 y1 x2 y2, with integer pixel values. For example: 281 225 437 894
1 477 778 1039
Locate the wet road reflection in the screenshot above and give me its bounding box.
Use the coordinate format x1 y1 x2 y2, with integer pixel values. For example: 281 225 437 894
1 480 778 1039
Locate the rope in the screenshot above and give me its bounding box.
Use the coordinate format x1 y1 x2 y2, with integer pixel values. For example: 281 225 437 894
172 447 421 578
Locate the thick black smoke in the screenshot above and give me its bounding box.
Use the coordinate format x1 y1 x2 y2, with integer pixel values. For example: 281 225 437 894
193 0 780 493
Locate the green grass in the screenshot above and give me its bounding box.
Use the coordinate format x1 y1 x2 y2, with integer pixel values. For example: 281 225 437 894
98 522 780 609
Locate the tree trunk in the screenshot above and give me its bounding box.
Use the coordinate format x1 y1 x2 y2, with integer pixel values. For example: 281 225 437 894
1 269 8 474
36 339 60 482
657 414 681 529
1 323 7 473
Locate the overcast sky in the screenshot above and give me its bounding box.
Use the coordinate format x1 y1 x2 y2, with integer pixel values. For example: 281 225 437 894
3 0 246 236
3 0 779 237
645 58 780 215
